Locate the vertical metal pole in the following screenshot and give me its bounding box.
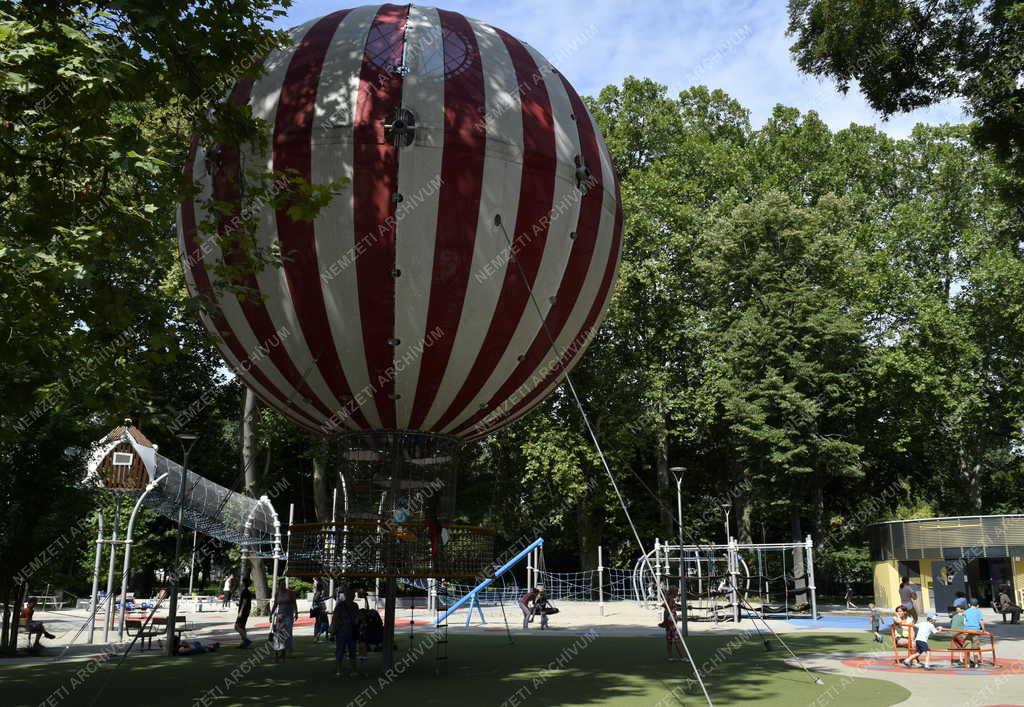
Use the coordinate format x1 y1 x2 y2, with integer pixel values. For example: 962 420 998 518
165 453 189 656
285 503 295 589
164 439 196 655
118 488 147 640
382 433 400 671
88 510 105 644
270 516 281 614
188 530 198 596
729 538 739 623
104 496 120 643
340 473 349 592
676 475 688 636
654 538 661 597
238 543 246 603
805 535 818 620
329 487 337 611
526 549 533 589
597 545 604 605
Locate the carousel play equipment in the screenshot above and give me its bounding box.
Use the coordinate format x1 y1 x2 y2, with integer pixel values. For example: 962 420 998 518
79 423 284 645
177 4 623 669
634 537 819 623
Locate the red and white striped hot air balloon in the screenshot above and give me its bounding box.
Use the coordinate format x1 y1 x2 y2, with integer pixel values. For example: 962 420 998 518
178 4 622 442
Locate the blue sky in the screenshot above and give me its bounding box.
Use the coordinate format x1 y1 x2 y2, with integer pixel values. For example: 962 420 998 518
278 1 966 137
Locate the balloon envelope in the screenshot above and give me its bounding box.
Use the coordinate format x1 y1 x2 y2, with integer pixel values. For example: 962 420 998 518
178 4 622 440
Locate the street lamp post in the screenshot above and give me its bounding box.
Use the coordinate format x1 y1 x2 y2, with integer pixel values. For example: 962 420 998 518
720 501 739 622
165 432 198 656
669 466 688 637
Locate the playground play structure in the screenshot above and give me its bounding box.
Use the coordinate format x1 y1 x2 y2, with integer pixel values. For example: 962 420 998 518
635 538 819 622
78 424 284 646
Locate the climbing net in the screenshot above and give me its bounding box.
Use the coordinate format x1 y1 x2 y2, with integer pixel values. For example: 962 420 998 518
286 520 495 579
405 576 522 606
529 569 633 601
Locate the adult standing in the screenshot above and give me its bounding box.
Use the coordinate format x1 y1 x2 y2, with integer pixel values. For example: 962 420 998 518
235 576 253 648
898 576 918 622
311 579 329 642
331 590 361 677
222 573 235 609
518 588 538 630
271 578 297 653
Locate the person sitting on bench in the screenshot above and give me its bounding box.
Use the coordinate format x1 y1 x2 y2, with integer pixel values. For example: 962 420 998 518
997 585 1021 625
20 599 56 647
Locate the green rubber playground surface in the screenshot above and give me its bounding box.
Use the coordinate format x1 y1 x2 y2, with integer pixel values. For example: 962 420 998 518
3 632 908 706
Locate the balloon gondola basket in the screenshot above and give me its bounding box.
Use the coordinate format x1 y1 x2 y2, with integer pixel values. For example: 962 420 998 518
285 431 495 580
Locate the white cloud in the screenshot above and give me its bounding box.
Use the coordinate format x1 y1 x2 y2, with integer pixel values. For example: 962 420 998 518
277 0 968 136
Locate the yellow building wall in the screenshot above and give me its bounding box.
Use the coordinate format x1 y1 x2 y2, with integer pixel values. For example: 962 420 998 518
873 560 899 610
1014 555 1024 607
918 559 933 613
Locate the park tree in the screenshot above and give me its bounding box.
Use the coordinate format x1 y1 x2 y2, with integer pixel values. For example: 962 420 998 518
696 191 869 545
787 0 1024 206
0 0 292 653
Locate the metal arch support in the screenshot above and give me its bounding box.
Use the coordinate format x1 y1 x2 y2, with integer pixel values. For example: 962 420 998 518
117 473 168 641
243 495 283 612
88 509 104 644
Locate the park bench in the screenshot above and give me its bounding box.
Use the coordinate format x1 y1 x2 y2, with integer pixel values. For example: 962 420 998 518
124 615 187 652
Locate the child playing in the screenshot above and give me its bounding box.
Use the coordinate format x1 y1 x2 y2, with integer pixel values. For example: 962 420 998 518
902 613 942 670
533 589 551 630
868 602 883 643
949 605 967 666
963 597 986 668
663 587 685 662
891 605 913 650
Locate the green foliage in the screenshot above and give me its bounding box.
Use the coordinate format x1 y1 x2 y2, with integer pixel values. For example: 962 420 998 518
0 0 295 650
787 0 1024 205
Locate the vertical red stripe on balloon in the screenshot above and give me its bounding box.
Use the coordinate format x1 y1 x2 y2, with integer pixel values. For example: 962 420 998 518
352 4 408 430
407 10 488 430
272 9 371 431
428 27 556 433
213 75 340 428
180 136 322 432
450 70 607 438
467 189 623 439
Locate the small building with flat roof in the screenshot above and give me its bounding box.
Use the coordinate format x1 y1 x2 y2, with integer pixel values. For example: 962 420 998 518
869 515 1024 614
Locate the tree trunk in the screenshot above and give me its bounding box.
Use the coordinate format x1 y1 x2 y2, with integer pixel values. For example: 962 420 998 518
735 460 754 543
959 443 982 510
577 498 604 572
789 503 808 606
312 457 329 523
655 425 672 536
241 387 269 610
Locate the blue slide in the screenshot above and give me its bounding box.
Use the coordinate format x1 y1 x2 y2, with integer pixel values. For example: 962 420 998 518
435 537 543 625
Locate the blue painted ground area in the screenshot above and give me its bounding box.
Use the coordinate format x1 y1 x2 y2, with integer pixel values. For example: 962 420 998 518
786 614 892 631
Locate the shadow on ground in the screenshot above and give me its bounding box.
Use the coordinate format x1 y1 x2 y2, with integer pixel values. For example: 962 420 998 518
1 632 909 706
